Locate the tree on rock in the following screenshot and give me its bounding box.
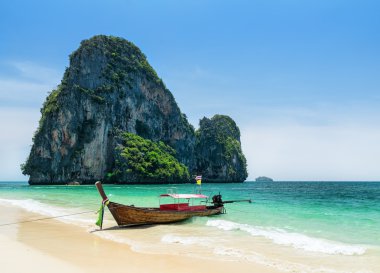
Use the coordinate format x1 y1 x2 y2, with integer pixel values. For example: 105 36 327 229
108 132 190 183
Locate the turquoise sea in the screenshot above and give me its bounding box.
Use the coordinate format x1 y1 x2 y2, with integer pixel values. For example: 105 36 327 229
1 181 380 272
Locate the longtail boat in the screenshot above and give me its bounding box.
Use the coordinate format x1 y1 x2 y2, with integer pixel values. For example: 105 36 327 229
95 181 251 228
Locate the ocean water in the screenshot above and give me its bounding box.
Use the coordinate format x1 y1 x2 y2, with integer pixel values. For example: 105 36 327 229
1 181 380 272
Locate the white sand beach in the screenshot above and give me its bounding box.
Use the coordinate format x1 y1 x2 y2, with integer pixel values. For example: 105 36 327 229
0 204 279 273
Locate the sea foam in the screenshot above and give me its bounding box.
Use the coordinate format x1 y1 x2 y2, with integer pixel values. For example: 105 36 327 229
206 219 366 255
161 234 213 246
0 198 94 226
160 234 346 273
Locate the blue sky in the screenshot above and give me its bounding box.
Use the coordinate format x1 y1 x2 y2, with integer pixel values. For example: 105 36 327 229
0 0 379 181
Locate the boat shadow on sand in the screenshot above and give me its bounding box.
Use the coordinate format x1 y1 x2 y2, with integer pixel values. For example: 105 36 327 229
90 224 156 232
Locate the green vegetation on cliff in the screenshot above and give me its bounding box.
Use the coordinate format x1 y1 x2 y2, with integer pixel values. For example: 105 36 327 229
109 132 190 183
197 115 241 141
42 87 60 115
71 35 165 89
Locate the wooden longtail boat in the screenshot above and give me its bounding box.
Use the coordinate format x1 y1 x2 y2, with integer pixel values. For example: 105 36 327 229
95 181 227 227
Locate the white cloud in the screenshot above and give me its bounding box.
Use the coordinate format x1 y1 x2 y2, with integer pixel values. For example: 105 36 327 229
0 61 61 180
0 78 54 106
0 61 62 107
0 107 40 181
10 61 62 84
241 123 380 181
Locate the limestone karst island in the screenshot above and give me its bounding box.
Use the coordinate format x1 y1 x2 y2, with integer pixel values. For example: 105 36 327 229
21 35 248 185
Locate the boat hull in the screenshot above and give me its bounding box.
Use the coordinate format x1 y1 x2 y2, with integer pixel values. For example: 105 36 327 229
107 201 224 226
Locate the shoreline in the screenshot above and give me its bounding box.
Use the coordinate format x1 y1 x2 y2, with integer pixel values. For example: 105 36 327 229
26 181 246 186
1 184 379 273
0 204 278 273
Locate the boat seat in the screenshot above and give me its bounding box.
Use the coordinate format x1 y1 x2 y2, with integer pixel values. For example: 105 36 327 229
159 203 206 211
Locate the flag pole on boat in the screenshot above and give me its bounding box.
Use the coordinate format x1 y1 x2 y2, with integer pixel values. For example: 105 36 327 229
195 175 202 194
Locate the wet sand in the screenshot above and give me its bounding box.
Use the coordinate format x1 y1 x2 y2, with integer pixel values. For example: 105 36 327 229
0 204 279 273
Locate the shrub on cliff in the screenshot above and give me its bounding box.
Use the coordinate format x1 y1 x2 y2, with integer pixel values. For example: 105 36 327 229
109 132 190 183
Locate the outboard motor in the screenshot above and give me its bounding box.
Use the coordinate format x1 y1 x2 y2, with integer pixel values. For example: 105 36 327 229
212 194 223 207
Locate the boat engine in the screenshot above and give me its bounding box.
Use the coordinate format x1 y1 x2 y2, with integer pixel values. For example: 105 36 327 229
212 194 223 207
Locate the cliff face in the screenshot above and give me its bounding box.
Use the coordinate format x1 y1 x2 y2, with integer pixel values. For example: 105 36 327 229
22 35 247 184
22 36 195 184
195 115 248 182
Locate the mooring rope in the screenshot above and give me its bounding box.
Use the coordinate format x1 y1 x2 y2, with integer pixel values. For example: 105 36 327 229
0 197 254 227
0 210 97 227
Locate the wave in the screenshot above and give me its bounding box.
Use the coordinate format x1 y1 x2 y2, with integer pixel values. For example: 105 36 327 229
161 234 347 273
0 198 94 226
161 234 214 246
206 220 366 255
213 247 350 273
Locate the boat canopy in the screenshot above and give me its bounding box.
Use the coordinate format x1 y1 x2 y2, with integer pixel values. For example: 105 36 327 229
159 193 208 199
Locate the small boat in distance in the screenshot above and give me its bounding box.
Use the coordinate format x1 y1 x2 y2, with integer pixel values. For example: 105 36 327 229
95 181 251 228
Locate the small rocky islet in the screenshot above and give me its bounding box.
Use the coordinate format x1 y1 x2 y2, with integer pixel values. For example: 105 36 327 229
255 176 274 182
22 35 248 185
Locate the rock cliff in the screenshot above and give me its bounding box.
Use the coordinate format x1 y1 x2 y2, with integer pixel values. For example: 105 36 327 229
195 115 248 182
22 35 248 184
